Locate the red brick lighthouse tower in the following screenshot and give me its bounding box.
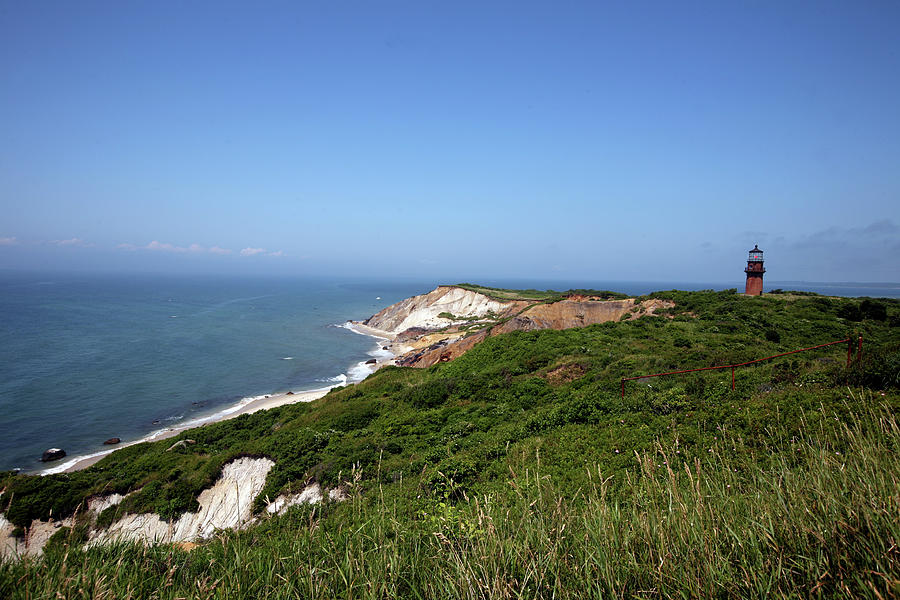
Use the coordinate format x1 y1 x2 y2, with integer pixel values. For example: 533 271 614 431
744 244 765 296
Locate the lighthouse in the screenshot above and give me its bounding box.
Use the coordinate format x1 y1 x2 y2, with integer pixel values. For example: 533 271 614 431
744 244 765 296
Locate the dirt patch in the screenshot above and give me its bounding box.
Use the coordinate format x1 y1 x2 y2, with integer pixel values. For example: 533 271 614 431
544 363 587 386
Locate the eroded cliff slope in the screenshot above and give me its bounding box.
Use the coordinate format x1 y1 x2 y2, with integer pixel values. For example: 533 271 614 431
360 286 673 368
363 286 530 334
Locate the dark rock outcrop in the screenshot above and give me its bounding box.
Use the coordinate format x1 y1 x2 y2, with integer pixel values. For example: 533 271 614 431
41 448 66 462
103 437 121 445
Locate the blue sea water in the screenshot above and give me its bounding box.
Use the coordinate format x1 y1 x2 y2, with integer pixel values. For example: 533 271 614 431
0 273 435 473
1 272 896 473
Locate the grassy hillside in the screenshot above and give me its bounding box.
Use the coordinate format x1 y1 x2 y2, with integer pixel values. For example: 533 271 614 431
452 283 628 302
2 289 898 598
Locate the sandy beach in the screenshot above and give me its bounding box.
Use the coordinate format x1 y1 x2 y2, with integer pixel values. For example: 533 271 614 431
51 326 404 474
344 321 415 362
59 387 333 473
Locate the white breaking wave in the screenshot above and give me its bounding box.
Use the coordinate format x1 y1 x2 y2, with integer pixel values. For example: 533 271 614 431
39 383 343 476
347 362 374 383
40 318 393 477
41 449 111 475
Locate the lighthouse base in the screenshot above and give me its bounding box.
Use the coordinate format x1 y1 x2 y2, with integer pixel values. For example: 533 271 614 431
745 276 763 296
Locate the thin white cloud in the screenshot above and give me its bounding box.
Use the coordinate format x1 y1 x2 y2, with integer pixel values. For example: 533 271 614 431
50 238 94 248
146 240 189 253
142 241 224 254
0 237 17 246
115 241 272 258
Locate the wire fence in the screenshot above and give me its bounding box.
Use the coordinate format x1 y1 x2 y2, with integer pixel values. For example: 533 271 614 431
621 335 862 397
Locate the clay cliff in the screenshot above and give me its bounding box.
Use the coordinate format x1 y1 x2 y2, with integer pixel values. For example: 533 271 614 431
363 286 530 333
358 286 674 368
1 457 345 558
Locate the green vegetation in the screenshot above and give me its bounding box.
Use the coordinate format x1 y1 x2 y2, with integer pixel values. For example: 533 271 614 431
452 283 628 302
437 310 493 322
452 283 564 301
3 395 897 599
1 288 898 598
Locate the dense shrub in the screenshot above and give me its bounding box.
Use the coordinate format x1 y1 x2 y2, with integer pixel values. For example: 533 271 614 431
841 346 900 389
838 303 862 321
399 380 455 409
860 298 888 321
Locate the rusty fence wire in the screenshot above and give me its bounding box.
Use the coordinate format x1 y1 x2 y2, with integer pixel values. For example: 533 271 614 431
621 335 862 397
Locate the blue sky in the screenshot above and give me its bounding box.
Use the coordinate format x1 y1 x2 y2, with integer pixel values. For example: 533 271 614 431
2 1 898 283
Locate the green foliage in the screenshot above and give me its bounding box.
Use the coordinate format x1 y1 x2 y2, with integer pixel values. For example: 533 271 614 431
437 311 487 322
94 504 124 530
398 379 455 409
452 283 562 301
838 302 863 321
860 298 888 321
3 397 898 599
841 344 900 389
1 472 95 528
1 286 897 561
44 522 90 552
451 283 628 302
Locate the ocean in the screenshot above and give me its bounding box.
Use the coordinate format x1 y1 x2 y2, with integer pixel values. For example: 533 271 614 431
1 272 896 473
0 273 435 473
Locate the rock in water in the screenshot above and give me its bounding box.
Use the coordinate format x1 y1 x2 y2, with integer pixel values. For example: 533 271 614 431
41 448 66 462
365 358 377 364
103 437 121 445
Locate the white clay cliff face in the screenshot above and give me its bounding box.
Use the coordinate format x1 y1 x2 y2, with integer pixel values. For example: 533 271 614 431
1 456 343 558
364 286 516 333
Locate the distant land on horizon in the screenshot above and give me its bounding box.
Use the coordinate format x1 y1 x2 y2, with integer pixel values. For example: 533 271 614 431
1 269 899 298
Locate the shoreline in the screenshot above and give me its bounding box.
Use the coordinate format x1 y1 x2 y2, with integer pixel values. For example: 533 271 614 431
44 323 397 475
342 321 414 370
54 386 334 473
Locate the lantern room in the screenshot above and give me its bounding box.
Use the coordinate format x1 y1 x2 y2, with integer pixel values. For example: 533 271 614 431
748 245 763 262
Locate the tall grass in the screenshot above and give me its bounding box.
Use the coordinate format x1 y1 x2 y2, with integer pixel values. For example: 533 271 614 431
3 396 898 599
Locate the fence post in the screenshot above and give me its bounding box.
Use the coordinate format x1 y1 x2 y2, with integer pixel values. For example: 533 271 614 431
847 337 852 367
858 335 863 364
731 366 735 390
621 378 625 398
